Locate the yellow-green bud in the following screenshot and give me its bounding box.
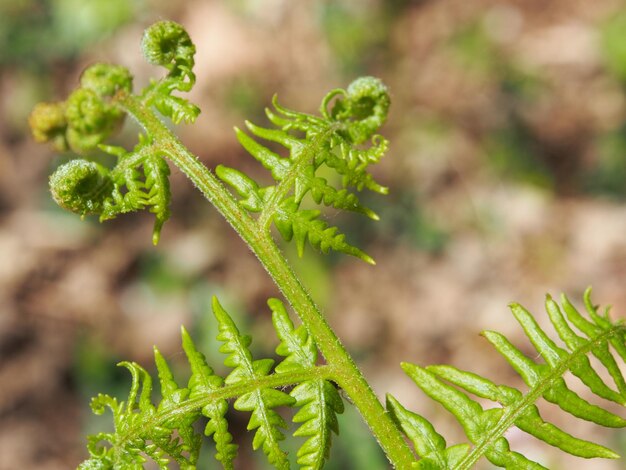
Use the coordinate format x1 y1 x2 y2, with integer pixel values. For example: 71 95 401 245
28 102 68 151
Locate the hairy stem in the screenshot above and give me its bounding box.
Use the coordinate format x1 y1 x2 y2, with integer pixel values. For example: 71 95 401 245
116 91 416 468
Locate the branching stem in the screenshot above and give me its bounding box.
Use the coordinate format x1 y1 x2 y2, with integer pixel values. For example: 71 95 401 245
116 91 416 469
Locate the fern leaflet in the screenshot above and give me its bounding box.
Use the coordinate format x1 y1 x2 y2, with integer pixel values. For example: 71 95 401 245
181 326 237 469
80 296 343 469
213 297 296 469
388 289 626 469
271 298 344 469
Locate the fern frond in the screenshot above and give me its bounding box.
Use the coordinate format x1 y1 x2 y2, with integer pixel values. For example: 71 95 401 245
389 289 626 469
81 360 200 469
213 297 296 469
271 299 344 469
81 296 343 469
218 77 390 262
141 20 200 124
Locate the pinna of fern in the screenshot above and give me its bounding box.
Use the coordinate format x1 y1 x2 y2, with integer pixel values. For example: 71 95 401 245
79 297 343 470
387 288 626 469
216 75 390 264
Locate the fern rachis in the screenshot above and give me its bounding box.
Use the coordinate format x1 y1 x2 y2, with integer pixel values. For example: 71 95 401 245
28 20 626 469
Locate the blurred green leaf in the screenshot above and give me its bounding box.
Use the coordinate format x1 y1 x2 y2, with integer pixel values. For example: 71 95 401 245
0 0 140 68
601 9 626 83
586 125 626 198
484 125 553 189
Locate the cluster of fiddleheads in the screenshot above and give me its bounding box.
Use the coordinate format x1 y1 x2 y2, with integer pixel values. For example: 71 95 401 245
29 21 199 244
29 20 626 469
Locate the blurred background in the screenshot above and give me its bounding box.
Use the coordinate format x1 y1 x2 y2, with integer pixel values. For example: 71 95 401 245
2 0 626 468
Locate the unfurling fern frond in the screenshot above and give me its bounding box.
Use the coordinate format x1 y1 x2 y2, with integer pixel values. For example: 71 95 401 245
30 21 201 244
48 138 172 245
387 288 626 469
217 76 390 264
80 297 342 469
141 20 200 124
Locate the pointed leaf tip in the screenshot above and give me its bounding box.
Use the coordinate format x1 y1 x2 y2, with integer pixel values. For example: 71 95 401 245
363 254 376 265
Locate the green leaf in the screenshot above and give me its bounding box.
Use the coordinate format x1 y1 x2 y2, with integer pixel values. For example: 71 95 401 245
270 298 344 469
181 326 237 469
396 292 626 469
562 292 626 397
143 154 171 245
275 198 375 264
213 297 295 469
545 295 625 404
215 165 267 213
235 126 290 181
271 298 317 372
387 394 470 469
291 380 344 469
151 93 200 124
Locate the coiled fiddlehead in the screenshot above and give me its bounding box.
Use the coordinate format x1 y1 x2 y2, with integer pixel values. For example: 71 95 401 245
48 159 113 215
141 20 200 124
29 63 131 155
387 289 626 469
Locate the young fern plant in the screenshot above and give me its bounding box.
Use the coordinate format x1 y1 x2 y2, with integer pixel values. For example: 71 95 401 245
29 20 626 469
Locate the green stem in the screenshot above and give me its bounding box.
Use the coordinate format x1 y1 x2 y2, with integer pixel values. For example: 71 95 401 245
116 92 416 469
